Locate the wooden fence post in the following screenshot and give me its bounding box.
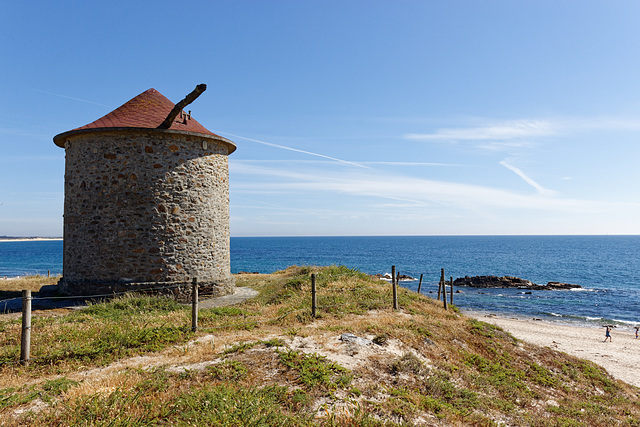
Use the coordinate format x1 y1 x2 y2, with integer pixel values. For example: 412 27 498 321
311 274 317 318
450 276 454 305
441 269 447 310
20 290 31 365
392 265 398 310
191 278 198 332
417 273 423 294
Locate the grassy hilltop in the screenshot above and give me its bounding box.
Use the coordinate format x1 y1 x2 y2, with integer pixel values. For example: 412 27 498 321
1 266 639 426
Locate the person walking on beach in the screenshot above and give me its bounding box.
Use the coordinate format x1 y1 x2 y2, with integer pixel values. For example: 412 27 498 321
603 326 612 342
635 327 638 339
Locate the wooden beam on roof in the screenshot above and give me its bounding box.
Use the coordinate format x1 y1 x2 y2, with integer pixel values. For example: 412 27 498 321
158 84 207 129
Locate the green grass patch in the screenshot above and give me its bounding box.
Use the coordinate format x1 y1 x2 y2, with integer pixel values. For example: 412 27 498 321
223 341 260 355
391 352 425 376
277 349 352 391
263 338 286 347
199 306 258 319
78 294 185 318
32 375 314 427
526 361 558 387
463 352 531 405
223 338 286 355
0 295 192 369
468 319 501 338
0 377 78 410
167 384 315 426
0 387 41 411
37 324 190 365
207 360 248 382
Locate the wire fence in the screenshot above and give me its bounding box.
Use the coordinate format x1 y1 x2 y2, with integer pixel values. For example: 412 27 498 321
2 266 456 366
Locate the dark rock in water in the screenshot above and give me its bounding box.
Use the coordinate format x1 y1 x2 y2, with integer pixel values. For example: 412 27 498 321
453 275 581 290
453 275 533 288
545 281 582 290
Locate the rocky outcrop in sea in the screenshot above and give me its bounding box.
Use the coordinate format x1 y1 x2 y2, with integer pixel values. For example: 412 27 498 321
453 275 581 291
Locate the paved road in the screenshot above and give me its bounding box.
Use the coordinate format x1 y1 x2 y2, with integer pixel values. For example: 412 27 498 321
198 287 258 308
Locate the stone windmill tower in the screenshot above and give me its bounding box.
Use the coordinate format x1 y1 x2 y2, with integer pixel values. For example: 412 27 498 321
53 85 236 298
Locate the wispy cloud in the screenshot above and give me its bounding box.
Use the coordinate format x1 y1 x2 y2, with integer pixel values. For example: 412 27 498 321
230 162 616 214
562 116 640 132
499 160 557 196
231 195 337 217
476 141 533 151
403 115 640 145
403 120 556 141
232 159 461 167
220 132 369 169
359 161 461 167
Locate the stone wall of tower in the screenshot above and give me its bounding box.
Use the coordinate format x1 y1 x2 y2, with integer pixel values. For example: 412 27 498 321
59 129 234 297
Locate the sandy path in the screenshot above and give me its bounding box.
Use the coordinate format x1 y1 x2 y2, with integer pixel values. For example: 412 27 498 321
466 312 640 388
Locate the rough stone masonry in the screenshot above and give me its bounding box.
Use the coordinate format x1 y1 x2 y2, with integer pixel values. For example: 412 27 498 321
53 88 236 298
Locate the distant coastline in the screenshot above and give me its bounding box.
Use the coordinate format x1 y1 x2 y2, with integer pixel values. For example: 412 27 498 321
0 237 63 243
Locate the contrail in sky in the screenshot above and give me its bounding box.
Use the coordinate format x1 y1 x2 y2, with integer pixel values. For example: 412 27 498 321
500 160 557 196
29 88 111 108
220 132 370 169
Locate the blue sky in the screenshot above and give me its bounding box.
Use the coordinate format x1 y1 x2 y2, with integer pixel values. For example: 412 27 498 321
1 1 639 237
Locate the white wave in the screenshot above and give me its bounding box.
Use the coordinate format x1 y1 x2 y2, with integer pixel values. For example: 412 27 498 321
611 318 640 327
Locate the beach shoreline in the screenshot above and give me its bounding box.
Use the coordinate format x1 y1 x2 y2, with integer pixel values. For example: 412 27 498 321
0 238 63 243
466 310 640 388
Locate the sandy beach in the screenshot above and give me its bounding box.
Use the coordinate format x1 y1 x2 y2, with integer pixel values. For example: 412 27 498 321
467 311 640 388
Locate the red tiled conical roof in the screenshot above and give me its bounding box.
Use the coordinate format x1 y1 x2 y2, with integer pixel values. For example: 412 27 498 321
54 88 231 149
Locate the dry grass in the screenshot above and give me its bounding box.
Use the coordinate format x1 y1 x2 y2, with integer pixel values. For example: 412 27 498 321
0 275 59 294
1 266 640 426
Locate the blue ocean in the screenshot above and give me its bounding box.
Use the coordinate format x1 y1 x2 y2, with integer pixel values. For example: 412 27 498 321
2 236 639 328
